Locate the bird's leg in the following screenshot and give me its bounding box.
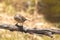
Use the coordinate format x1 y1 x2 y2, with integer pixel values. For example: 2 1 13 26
15 23 18 26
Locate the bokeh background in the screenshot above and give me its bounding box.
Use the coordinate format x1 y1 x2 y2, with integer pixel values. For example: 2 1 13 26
0 0 60 40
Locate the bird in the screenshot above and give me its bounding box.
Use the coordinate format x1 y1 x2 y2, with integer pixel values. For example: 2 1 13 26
14 14 27 26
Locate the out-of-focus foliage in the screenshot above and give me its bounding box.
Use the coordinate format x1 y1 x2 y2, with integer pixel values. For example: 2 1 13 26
5 5 16 15
42 0 60 16
1 0 60 23
0 0 60 40
40 0 60 23
3 0 37 15
5 0 28 11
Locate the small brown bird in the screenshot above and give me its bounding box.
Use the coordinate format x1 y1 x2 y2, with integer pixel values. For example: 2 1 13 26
14 14 27 26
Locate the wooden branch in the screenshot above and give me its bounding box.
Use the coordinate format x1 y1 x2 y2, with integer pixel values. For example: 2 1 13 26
0 24 60 38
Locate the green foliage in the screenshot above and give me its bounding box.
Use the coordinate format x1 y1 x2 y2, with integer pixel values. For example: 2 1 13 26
37 0 60 23
42 0 60 16
5 0 11 6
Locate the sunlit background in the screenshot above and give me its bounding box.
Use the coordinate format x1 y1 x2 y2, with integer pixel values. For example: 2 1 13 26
0 0 60 40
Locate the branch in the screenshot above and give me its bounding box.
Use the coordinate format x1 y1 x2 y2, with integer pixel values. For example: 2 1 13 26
0 24 60 38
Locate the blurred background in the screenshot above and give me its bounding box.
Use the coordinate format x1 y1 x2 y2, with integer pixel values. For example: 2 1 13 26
0 0 60 40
